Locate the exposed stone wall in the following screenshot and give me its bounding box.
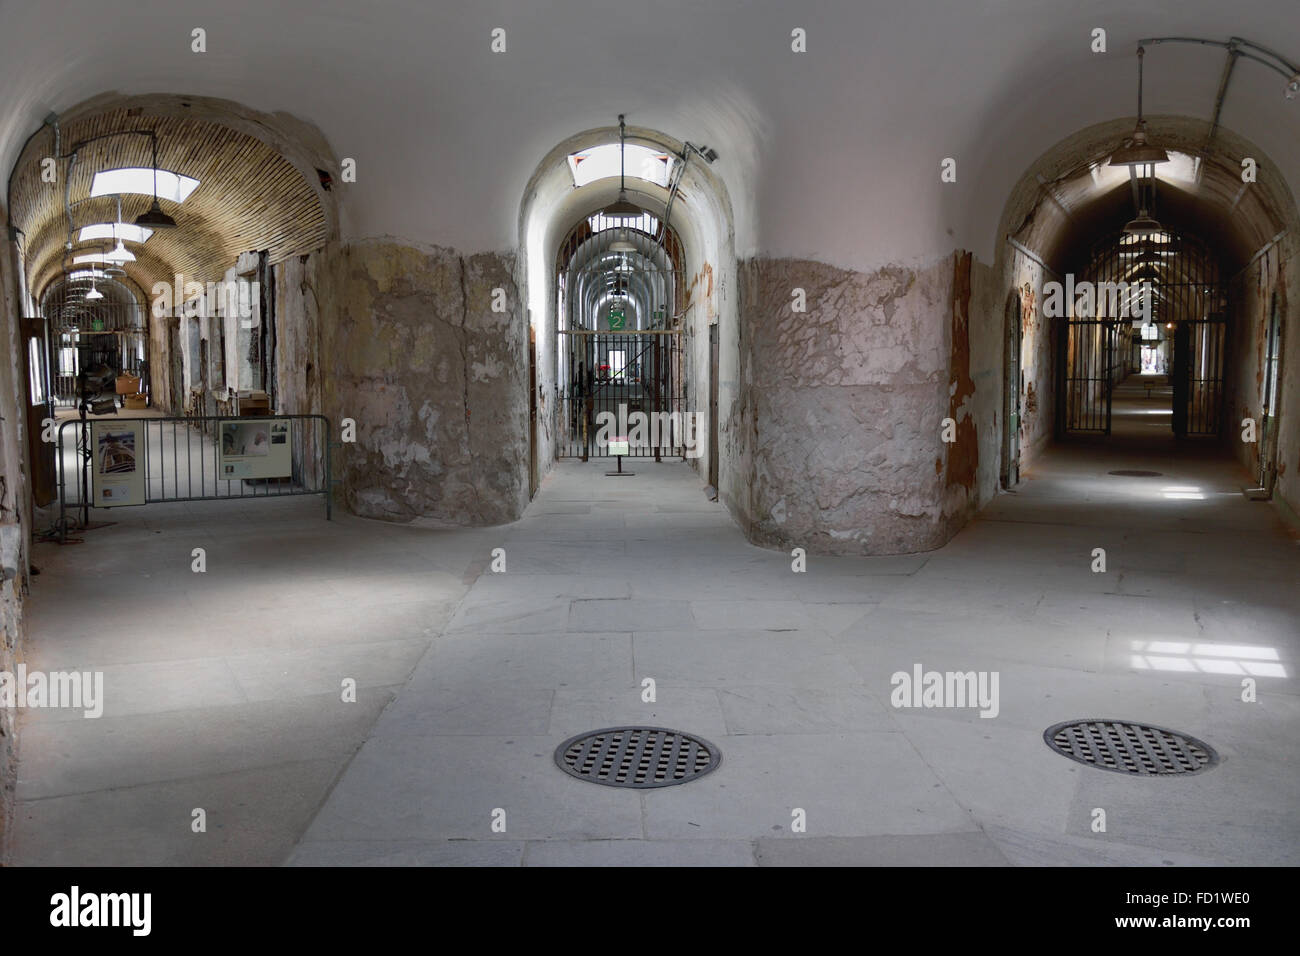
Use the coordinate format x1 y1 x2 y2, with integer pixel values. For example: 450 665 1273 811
300 240 528 526
735 253 979 555
1230 236 1300 521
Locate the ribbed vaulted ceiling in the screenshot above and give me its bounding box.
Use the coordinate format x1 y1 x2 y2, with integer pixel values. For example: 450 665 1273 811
10 105 327 305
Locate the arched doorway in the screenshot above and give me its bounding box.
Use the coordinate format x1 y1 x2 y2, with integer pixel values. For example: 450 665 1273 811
518 120 737 501
7 93 336 517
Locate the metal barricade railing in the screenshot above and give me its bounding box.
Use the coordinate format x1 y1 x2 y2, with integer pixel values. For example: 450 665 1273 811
56 414 335 541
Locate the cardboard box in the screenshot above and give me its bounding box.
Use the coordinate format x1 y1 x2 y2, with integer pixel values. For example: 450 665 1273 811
115 375 141 394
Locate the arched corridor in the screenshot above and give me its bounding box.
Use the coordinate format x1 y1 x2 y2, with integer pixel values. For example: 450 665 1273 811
0 2 1297 883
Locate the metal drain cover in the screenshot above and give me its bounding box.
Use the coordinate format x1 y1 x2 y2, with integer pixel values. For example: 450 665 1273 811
554 726 721 788
1108 469 1163 477
1044 720 1218 776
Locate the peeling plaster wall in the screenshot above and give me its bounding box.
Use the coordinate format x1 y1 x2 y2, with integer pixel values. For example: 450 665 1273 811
1007 250 1054 473
737 253 980 555
1230 237 1300 520
963 243 1053 525
0 218 30 856
304 240 528 526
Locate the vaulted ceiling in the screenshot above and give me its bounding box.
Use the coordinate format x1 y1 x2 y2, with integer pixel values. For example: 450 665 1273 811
0 0 1296 274
9 104 328 305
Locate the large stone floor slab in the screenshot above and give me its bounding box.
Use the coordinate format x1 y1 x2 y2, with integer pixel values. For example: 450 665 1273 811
12 441 1300 866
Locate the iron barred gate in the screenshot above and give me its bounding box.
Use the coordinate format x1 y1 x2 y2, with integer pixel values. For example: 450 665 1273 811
1059 230 1227 438
556 210 688 460
558 329 686 459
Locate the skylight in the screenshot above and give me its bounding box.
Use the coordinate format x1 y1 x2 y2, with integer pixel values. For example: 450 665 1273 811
72 254 110 265
568 144 674 188
79 223 154 243
90 168 200 203
68 269 108 280
1086 150 1201 192
588 211 659 235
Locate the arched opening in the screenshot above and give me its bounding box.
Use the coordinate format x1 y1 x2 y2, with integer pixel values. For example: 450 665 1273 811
7 93 337 513
991 115 1299 516
519 121 736 502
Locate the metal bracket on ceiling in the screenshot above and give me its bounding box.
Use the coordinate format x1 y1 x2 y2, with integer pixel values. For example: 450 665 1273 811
1136 36 1299 147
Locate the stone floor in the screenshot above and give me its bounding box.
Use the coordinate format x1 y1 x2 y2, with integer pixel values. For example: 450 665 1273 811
11 434 1299 866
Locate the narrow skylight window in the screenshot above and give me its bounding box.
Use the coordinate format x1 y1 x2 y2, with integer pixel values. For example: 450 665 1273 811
79 223 154 243
72 254 110 265
588 211 659 235
568 144 674 188
90 168 200 203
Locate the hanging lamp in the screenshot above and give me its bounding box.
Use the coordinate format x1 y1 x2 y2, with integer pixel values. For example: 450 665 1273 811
1123 205 1163 235
105 197 136 263
1109 47 1170 167
601 115 642 221
134 132 178 229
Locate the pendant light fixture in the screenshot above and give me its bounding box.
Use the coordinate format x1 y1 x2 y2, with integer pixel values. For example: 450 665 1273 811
105 197 136 264
1109 47 1170 168
601 115 642 221
134 131 178 229
1117 48 1167 235
1124 210 1163 235
85 273 104 300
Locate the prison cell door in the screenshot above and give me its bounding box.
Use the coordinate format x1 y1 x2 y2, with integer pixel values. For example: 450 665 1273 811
1061 318 1117 434
529 324 539 498
708 322 719 489
21 317 56 507
1002 298 1021 486
169 319 184 414
1259 294 1284 490
1173 315 1227 438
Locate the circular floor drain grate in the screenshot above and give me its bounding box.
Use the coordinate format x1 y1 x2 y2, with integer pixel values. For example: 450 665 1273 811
554 726 721 788
1044 720 1218 775
1108 469 1164 477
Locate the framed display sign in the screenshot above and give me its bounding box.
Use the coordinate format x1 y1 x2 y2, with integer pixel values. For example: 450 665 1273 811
91 419 147 508
606 436 630 456
219 417 292 480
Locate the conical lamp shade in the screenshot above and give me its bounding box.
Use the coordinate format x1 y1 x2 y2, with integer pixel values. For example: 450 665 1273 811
601 194 642 219
1123 211 1163 236
1108 123 1169 168
135 199 177 229
105 240 135 264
